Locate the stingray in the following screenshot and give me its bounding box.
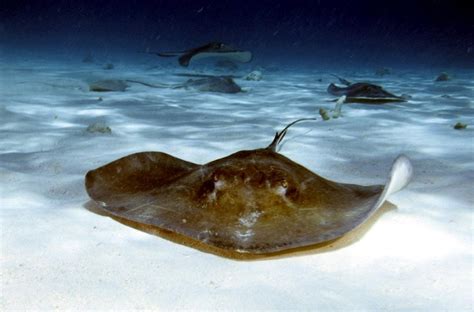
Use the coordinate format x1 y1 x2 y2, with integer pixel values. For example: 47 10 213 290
151 42 253 67
327 76 407 104
89 76 243 94
85 119 413 256
133 76 243 94
174 73 240 79
89 79 129 92
181 76 242 93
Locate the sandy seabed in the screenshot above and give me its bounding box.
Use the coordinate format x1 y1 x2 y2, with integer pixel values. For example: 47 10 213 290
1 56 473 310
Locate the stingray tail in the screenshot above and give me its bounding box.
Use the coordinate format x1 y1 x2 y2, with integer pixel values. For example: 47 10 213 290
156 52 182 57
125 80 182 89
330 74 352 86
266 118 317 152
374 155 413 210
142 50 183 57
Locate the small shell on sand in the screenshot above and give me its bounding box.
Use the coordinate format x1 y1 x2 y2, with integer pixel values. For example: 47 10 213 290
453 122 467 130
86 122 112 134
319 108 330 121
244 70 263 81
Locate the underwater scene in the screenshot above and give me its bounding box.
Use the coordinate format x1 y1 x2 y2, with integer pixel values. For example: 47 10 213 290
1 0 472 310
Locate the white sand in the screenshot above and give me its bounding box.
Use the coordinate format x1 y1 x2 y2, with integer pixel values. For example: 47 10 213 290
1 57 473 310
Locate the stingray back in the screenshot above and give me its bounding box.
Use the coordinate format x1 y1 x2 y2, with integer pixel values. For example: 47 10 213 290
85 151 384 253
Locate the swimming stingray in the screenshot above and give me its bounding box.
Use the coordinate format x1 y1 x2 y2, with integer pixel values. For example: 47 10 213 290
327 78 407 104
89 76 242 94
181 76 242 93
85 119 412 256
89 79 129 92
151 42 253 67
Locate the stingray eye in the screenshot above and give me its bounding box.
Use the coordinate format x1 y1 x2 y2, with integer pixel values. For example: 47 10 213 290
213 174 219 182
197 179 215 198
286 185 298 199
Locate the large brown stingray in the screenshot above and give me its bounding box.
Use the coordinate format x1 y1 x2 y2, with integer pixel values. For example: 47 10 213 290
85 119 413 255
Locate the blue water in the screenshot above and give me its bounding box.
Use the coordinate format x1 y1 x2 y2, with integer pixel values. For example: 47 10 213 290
1 0 473 70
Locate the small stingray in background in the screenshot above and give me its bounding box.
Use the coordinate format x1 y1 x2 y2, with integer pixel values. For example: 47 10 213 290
328 75 408 104
89 80 128 92
181 76 242 93
148 42 253 67
89 76 243 94
85 119 413 258
435 72 450 82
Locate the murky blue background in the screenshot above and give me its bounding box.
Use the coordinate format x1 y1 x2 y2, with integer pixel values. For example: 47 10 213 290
2 0 473 69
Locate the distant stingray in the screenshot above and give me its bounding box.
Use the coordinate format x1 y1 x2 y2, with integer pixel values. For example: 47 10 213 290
180 76 242 93
149 76 243 94
89 80 128 92
327 78 407 104
149 42 252 67
174 73 241 79
85 119 413 257
89 76 242 94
